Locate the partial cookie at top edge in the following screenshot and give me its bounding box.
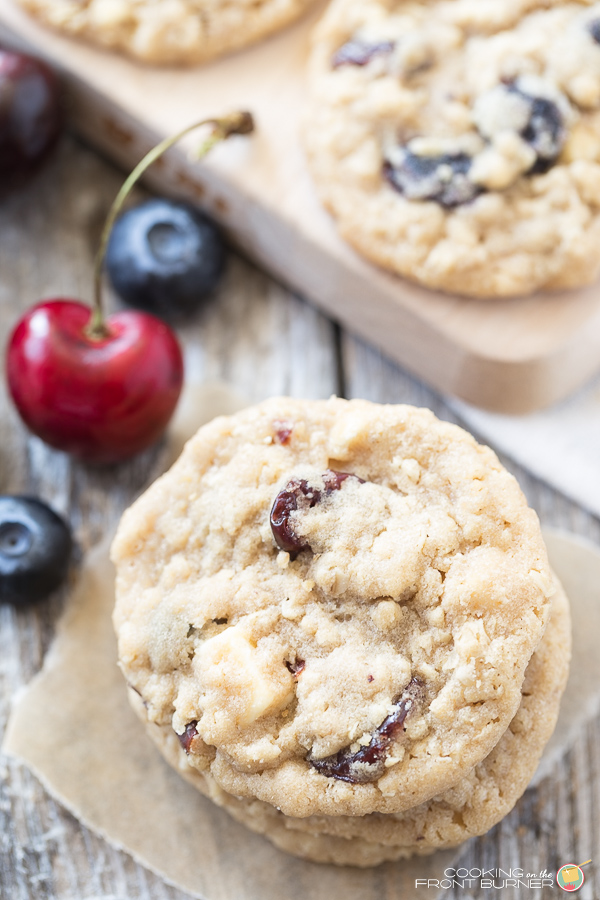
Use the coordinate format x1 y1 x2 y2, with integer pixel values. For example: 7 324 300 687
16 0 316 65
111 396 553 817
305 0 600 298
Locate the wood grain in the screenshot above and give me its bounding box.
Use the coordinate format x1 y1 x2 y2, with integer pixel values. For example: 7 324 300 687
0 136 599 900
3 0 600 414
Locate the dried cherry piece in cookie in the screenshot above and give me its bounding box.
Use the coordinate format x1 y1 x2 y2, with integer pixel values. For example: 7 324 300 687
478 80 566 173
332 40 394 68
510 86 566 173
273 420 293 445
270 470 365 557
383 153 482 208
270 478 320 556
321 470 364 492
286 658 306 677
309 677 424 784
588 19 600 44
474 78 567 176
177 721 198 753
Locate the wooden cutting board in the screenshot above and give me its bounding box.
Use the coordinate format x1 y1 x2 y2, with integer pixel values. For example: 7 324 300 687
2 0 600 414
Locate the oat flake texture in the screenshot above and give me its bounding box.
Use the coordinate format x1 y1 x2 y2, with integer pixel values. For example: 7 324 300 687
17 0 316 64
111 397 554 822
305 0 600 298
130 578 570 865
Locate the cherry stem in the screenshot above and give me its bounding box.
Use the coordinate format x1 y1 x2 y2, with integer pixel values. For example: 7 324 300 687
87 110 254 340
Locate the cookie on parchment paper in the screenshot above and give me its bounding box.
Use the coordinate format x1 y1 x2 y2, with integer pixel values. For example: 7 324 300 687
112 396 554 822
132 577 570 865
17 0 315 64
305 0 600 298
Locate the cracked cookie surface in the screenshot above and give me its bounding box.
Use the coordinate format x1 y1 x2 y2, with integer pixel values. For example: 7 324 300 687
111 396 553 817
305 0 600 297
133 578 570 865
16 0 316 65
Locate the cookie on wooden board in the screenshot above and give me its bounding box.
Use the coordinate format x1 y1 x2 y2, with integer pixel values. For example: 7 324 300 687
112 396 554 820
16 0 316 64
305 0 600 298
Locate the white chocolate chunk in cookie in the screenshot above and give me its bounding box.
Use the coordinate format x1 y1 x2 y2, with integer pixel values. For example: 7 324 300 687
197 627 295 729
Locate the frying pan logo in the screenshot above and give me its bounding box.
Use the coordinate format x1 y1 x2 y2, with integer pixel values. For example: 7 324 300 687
556 860 591 892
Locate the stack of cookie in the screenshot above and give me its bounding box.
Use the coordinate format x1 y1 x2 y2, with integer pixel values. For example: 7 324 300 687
111 397 570 865
305 0 600 297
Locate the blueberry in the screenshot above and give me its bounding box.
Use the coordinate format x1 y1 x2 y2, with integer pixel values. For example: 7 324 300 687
383 152 481 208
0 496 72 606
106 199 227 319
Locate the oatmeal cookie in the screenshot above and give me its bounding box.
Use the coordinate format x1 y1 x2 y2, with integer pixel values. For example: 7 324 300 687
16 0 315 65
111 396 553 818
305 0 600 297
131 578 570 865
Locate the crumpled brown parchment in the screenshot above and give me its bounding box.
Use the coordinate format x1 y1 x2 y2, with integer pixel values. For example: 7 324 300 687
3 383 599 900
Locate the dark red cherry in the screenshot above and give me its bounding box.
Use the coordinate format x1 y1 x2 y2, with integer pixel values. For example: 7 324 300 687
0 49 61 178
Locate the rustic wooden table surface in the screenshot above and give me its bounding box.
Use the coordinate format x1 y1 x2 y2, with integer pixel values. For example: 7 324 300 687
1 135 599 900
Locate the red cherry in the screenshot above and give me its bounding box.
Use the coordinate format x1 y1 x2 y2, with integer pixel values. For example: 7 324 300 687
6 300 183 464
4 114 253 466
